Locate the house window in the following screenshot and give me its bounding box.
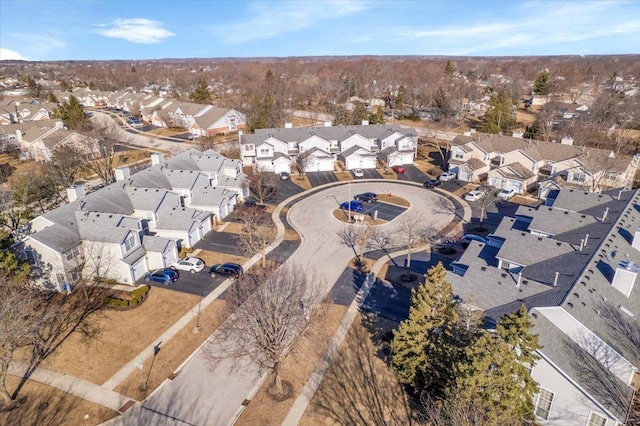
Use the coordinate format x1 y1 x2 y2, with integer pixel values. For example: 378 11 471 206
572 172 586 183
454 151 464 160
535 388 554 420
124 234 136 252
229 116 237 131
243 144 254 152
500 260 511 271
587 412 607 426
65 246 81 261
604 171 618 180
259 148 270 156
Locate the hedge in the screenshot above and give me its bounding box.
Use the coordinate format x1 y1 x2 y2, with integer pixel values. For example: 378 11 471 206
104 285 151 309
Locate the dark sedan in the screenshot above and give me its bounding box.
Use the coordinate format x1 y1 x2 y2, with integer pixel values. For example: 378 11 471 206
423 179 442 189
340 200 364 212
209 263 244 278
354 192 378 203
145 268 179 285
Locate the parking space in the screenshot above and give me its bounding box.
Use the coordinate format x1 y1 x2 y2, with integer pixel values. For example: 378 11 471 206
438 179 466 192
142 269 228 296
268 179 304 205
360 168 382 179
361 201 407 221
195 231 245 256
395 164 429 183
307 171 338 187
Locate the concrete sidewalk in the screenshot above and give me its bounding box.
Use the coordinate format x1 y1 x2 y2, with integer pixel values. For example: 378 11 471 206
9 363 135 413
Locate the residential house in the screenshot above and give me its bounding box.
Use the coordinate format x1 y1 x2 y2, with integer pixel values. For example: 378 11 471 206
240 123 418 173
14 119 97 162
0 100 55 125
448 188 640 425
15 149 246 292
448 132 638 194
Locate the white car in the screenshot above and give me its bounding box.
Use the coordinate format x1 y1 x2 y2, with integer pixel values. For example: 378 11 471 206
464 190 485 202
438 171 457 181
353 168 364 178
497 188 517 200
169 257 205 274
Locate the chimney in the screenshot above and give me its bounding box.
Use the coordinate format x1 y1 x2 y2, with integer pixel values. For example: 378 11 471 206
602 207 609 221
517 272 522 287
464 130 472 136
612 260 638 297
115 166 130 181
151 152 164 165
632 227 640 251
14 129 22 143
512 130 523 138
361 120 369 126
553 271 559 286
323 121 332 127
618 189 623 200
560 136 574 145
66 184 85 202
284 122 293 128
55 121 64 129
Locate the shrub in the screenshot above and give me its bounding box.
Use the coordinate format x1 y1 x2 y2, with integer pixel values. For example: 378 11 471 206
105 297 121 307
128 298 139 307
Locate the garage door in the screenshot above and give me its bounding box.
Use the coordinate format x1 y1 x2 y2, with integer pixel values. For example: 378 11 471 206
362 158 376 169
458 169 471 182
505 180 522 193
491 177 504 188
131 258 147 282
273 162 290 174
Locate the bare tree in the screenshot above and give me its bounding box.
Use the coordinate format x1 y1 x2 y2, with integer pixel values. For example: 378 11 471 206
234 208 277 267
475 185 501 226
394 211 435 268
43 144 85 190
246 166 280 204
82 120 132 186
205 263 323 397
295 151 313 179
337 224 376 264
313 323 415 426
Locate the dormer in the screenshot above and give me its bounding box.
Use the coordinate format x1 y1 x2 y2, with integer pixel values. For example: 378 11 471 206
120 231 139 257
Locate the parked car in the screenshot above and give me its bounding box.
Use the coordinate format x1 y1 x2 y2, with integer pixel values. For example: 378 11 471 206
145 268 179 285
497 188 517 200
391 165 405 174
354 192 378 203
438 171 457 181
279 171 290 180
169 257 205 274
340 200 364 212
210 263 244 278
461 234 488 246
423 179 442 188
353 168 364 178
464 190 485 202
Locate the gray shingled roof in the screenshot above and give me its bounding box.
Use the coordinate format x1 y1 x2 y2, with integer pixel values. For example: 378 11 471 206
142 236 175 254
75 211 129 244
126 187 167 212
517 205 598 237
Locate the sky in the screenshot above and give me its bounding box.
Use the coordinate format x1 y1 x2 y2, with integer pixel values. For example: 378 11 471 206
1 0 639 61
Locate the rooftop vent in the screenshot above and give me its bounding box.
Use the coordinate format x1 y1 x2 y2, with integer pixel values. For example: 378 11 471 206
612 260 638 297
115 166 130 181
151 152 164 165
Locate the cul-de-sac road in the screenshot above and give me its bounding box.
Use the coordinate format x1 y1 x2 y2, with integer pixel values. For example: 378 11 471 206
112 181 460 426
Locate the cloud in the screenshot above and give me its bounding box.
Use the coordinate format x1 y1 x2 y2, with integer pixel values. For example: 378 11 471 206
215 0 369 43
0 48 28 61
96 18 174 44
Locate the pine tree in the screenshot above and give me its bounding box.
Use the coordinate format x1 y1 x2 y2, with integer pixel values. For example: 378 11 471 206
189 78 211 104
533 70 550 95
480 91 516 134
391 263 460 395
444 60 455 77
52 95 88 130
450 331 529 424
47 91 58 103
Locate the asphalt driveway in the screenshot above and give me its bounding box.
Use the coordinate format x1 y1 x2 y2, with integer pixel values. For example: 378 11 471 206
142 269 229 296
195 231 244 256
307 171 338 187
268 178 304 205
360 201 407 221
395 164 429 183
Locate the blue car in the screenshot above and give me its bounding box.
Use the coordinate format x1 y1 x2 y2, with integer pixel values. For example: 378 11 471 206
145 268 179 285
340 200 364 212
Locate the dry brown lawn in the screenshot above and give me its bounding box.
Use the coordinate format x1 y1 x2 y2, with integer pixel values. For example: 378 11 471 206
196 250 248 267
516 110 537 126
113 300 229 400
235 304 348 426
0 377 117 426
38 288 200 385
284 228 301 241
292 175 313 190
334 171 354 182
221 222 244 234
510 195 541 206
413 159 439 176
453 183 477 197
146 128 185 137
376 168 397 179
377 193 410 207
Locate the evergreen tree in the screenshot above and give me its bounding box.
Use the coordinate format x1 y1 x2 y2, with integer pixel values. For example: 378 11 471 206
480 91 516 134
52 95 89 130
247 92 277 132
189 78 211 104
368 107 385 125
451 331 529 424
47 91 58 103
444 60 455 77
391 263 460 395
533 70 550 95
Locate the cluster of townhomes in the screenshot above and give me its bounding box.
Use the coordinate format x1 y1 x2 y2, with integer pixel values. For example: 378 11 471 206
70 88 246 138
15 149 246 292
240 122 418 173
449 188 640 425
0 99 57 126
448 130 639 195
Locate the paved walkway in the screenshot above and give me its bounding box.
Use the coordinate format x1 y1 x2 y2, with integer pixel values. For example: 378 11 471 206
9 363 135 414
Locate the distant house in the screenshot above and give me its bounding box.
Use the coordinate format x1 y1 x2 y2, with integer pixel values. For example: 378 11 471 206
448 132 638 193
15 149 247 292
240 123 417 173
